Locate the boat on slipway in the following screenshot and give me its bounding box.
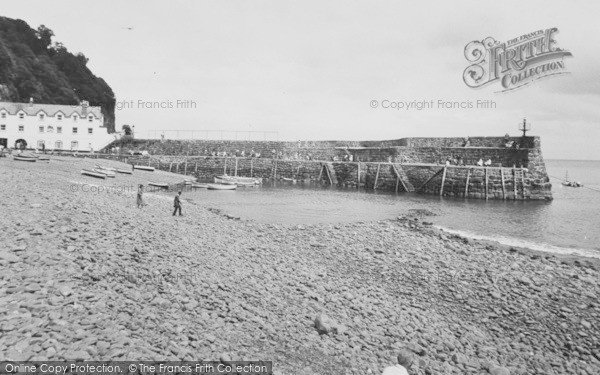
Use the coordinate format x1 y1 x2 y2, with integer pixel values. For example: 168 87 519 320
116 169 133 174
93 168 116 178
148 181 169 189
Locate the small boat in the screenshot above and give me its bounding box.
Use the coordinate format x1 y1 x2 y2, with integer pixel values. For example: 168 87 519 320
14 156 37 162
281 177 297 183
37 157 50 162
133 165 155 172
148 181 169 189
207 183 237 190
191 183 208 189
562 171 583 188
93 168 116 178
95 165 116 171
215 175 261 185
116 169 133 174
81 169 106 179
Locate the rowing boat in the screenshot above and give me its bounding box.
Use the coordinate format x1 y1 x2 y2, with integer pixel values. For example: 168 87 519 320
148 181 169 188
214 175 261 185
133 165 155 172
95 165 116 171
93 168 116 178
81 169 106 179
116 169 133 174
191 183 208 189
207 183 237 190
14 156 37 162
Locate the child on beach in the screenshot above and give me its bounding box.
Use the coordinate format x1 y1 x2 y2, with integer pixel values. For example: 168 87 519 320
137 184 144 208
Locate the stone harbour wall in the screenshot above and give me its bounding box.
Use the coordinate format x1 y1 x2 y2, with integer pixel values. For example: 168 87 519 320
96 135 551 200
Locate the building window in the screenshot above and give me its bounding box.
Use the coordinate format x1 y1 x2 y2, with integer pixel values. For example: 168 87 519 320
38 140 45 149
72 127 78 134
57 114 62 120
18 125 24 132
88 128 93 134
71 141 78 150
0 124 5 131
73 115 77 122
39 114 45 120
88 115 93 122
1 112 6 119
55 141 62 149
39 126 44 133
19 113 24 119
57 126 62 134
47 126 54 133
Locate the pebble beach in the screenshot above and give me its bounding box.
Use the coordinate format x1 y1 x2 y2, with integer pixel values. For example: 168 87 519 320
1 156 599 375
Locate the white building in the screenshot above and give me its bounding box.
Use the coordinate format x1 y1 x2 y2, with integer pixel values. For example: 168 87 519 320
0 99 114 152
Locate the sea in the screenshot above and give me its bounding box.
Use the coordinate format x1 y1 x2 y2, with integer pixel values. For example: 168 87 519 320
184 160 600 259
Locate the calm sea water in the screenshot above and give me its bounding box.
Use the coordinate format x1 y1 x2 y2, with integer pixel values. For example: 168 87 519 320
182 160 600 258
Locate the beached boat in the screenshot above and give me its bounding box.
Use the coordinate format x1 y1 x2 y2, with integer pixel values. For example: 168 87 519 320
81 169 106 179
191 183 208 189
93 168 116 178
148 181 169 189
207 183 237 190
281 177 297 183
14 156 37 162
116 169 133 174
37 156 50 162
133 165 155 172
95 165 116 171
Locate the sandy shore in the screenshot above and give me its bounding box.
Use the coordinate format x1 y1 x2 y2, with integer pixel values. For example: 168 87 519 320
0 156 599 374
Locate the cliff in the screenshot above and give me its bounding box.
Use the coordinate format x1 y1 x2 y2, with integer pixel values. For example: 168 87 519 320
0 16 116 132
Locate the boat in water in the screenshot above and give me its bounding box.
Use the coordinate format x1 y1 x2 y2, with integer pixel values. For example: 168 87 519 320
207 183 237 190
562 171 583 187
214 175 261 186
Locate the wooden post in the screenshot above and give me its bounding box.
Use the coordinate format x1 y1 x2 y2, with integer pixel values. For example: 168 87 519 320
513 168 517 200
296 165 301 179
195 162 198 173
318 164 323 181
374 163 381 190
250 159 253 177
184 161 188 175
273 160 278 179
357 162 360 188
465 168 471 198
439 166 447 196
484 167 489 200
234 158 238 176
223 157 227 175
501 168 506 200
169 162 173 172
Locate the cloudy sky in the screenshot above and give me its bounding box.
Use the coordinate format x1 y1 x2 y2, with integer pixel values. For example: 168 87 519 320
3 0 599 159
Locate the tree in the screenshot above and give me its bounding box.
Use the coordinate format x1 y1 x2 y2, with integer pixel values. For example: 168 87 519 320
122 124 132 136
36 25 54 49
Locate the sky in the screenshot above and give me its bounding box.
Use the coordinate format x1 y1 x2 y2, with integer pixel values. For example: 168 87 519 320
2 0 599 159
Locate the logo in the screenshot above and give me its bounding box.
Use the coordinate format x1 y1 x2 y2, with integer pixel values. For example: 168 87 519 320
463 27 572 92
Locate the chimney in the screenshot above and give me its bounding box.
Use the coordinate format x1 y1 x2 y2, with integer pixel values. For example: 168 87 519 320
29 97 34 107
81 100 89 115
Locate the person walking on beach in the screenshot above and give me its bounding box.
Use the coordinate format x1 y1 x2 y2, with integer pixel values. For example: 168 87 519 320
382 349 413 375
173 191 182 216
137 184 144 208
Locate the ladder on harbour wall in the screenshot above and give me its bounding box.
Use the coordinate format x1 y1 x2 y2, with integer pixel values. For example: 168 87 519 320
391 164 415 192
320 163 338 185
513 168 526 199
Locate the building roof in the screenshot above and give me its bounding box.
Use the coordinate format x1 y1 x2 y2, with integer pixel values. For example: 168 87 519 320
0 101 102 118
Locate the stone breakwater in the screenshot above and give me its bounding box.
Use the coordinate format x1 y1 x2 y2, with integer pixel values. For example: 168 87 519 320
1 157 598 374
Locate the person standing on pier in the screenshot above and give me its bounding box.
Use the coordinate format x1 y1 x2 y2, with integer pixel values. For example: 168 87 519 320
173 191 182 216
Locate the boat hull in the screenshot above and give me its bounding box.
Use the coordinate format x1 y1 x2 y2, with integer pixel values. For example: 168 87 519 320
116 169 133 174
14 156 37 162
81 169 106 179
133 166 155 172
148 181 169 189
207 183 237 190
